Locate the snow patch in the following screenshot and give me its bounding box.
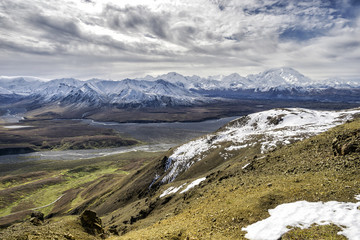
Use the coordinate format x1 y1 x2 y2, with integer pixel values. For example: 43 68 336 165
180 177 206 194
242 195 360 240
160 183 187 198
225 144 249 151
242 163 251 170
148 174 160 189
3 125 33 129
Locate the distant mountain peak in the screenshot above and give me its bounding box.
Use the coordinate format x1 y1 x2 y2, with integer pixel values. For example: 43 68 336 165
166 72 182 76
266 66 298 72
245 67 313 90
1 68 359 109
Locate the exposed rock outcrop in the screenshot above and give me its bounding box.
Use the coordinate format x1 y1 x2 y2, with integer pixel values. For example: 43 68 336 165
80 210 104 236
30 211 44 226
332 131 360 156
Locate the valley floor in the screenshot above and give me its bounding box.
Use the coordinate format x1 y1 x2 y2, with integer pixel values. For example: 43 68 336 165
0 119 139 156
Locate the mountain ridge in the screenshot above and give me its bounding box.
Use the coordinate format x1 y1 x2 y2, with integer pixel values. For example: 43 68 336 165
1 67 359 97
1 68 360 122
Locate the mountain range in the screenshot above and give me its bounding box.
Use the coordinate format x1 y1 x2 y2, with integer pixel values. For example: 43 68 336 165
0 77 204 108
1 68 360 110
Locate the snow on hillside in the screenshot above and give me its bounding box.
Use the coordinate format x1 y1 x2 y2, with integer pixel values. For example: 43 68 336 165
160 184 187 198
161 108 360 183
180 177 206 194
160 177 206 198
0 86 12 94
242 194 360 240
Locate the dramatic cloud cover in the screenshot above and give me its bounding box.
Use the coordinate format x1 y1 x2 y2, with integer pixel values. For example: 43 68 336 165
0 0 359 80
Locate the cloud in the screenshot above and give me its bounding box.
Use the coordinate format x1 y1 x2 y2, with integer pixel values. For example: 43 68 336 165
103 5 170 39
0 0 359 80
28 14 82 41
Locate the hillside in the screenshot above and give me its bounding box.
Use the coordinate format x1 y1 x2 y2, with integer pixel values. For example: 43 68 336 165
1 108 360 239
106 110 360 239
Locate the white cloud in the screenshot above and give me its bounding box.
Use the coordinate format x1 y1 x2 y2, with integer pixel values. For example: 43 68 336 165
0 0 359 80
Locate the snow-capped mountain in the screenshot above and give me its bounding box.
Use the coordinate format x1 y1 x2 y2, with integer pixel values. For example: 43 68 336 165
137 67 360 97
139 72 207 90
246 67 313 91
0 77 205 108
160 107 359 183
59 83 109 107
36 80 81 101
316 77 360 89
107 79 203 107
219 73 252 89
0 77 44 95
1 67 359 110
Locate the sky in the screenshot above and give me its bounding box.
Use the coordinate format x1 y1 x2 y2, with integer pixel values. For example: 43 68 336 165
0 0 359 81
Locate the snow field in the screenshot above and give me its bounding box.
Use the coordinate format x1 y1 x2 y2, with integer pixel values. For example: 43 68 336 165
242 195 360 240
160 177 206 198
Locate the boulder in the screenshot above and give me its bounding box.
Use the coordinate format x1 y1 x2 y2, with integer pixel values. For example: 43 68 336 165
108 225 119 235
332 132 360 156
31 211 44 221
30 211 44 226
30 217 42 226
341 140 359 155
80 210 104 235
